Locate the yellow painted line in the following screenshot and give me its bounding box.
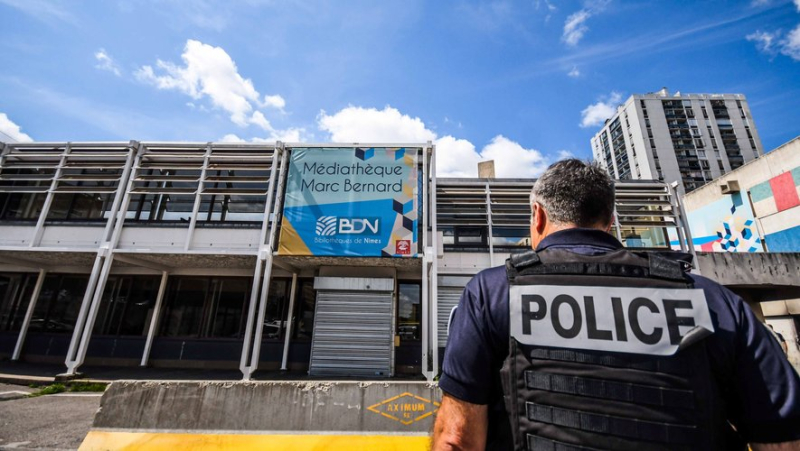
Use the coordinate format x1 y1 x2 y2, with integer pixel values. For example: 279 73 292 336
80 431 431 451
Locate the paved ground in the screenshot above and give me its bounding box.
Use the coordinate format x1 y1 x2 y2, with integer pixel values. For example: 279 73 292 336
0 386 101 450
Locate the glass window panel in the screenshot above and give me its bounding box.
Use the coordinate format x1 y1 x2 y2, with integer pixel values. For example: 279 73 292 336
398 283 421 341
264 279 288 340
159 278 209 337
0 193 46 220
0 273 36 332
93 276 160 336
29 275 89 333
620 227 668 248
293 281 316 340
208 278 249 338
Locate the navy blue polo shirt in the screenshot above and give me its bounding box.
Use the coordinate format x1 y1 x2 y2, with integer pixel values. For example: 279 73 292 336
439 228 800 443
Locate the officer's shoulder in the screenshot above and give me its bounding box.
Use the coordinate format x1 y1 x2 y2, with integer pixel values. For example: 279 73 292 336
687 273 739 308
464 265 508 294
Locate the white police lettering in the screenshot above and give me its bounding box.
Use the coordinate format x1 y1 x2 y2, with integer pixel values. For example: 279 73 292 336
509 285 714 356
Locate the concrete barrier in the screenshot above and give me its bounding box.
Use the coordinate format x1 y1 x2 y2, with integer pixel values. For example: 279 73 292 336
80 380 442 450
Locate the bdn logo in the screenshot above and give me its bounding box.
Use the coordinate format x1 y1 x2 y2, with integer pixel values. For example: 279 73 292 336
315 216 379 236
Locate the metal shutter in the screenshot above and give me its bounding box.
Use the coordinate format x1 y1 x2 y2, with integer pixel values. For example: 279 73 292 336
309 279 395 377
436 276 472 348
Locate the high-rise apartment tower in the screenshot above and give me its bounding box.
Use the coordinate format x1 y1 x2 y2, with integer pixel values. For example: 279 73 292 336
591 88 764 193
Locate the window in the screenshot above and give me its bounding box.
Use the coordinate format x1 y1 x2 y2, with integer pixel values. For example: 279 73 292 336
93 276 161 336
0 193 46 221
159 277 251 338
28 275 90 333
397 283 421 341
454 227 485 245
0 273 37 332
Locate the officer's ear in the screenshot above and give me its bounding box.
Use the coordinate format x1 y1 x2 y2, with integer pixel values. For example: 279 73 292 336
531 202 548 235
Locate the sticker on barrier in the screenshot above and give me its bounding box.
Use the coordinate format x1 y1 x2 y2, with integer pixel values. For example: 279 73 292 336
367 392 441 425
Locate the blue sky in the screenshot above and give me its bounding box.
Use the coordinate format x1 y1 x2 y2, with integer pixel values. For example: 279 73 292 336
1 0 799 177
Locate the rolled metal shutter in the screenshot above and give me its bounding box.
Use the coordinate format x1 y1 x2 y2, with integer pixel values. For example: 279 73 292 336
309 278 395 377
437 276 473 348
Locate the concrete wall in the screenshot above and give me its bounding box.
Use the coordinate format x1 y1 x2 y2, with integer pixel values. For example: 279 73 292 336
683 136 800 252
82 380 441 449
695 252 800 287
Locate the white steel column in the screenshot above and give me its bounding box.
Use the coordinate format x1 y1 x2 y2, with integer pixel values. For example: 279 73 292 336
670 182 700 273
12 269 47 361
486 181 494 267
430 143 440 379
184 143 212 250
421 145 430 380
667 182 690 253
279 273 298 371
613 210 624 242
65 143 141 375
140 271 169 367
241 144 286 380
30 143 71 247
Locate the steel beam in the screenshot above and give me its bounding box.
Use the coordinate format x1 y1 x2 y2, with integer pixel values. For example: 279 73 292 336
64 143 141 375
421 145 430 380
184 143 213 251
12 269 47 360
280 273 298 371
30 143 71 247
240 145 283 380
430 143 440 380
140 271 169 367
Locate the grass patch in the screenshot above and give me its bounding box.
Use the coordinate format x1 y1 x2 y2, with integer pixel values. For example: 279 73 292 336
29 383 66 397
27 382 107 397
68 382 107 392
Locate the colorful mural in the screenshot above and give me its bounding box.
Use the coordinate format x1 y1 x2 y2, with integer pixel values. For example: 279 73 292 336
675 192 765 252
749 166 800 217
748 166 800 252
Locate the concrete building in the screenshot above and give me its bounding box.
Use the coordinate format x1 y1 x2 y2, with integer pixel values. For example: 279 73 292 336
0 141 692 380
681 135 800 369
591 88 764 193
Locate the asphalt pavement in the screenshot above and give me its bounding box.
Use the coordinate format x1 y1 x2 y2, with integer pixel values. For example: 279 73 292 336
0 384 100 450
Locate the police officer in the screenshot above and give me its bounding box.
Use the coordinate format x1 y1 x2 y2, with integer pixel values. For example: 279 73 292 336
432 159 800 450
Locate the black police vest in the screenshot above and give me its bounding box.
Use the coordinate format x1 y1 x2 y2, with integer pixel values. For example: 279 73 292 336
499 248 740 451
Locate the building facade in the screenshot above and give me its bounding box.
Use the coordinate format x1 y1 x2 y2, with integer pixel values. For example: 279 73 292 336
0 141 692 380
591 88 764 193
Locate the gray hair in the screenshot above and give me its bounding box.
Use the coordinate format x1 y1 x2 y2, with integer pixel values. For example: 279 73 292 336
530 159 615 227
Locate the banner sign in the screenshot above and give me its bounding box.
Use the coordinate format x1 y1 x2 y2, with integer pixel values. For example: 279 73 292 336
278 147 419 257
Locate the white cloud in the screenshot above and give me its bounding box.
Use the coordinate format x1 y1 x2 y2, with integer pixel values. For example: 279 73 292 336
0 113 34 143
783 24 800 60
580 91 623 128
567 66 581 77
94 48 121 76
750 0 771 6
135 39 285 130
318 105 437 143
563 10 591 46
747 25 800 62
317 104 552 178
562 0 609 46
219 133 246 143
747 30 780 53
557 150 574 159
263 94 286 111
218 127 306 144
479 135 549 178
796 0 800 11
435 136 482 178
